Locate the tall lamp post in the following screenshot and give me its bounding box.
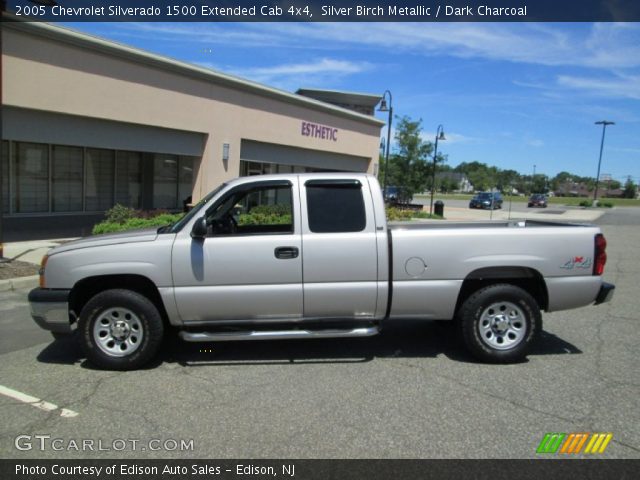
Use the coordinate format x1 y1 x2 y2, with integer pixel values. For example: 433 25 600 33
429 125 446 215
378 90 393 199
593 121 614 204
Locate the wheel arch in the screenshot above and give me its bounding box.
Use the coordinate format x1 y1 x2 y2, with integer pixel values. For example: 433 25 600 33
69 274 169 326
455 266 548 316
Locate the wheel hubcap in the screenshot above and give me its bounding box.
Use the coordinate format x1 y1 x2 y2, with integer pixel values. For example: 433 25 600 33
93 307 144 357
478 301 526 350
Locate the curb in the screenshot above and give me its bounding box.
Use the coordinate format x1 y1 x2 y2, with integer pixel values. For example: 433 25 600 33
0 275 39 292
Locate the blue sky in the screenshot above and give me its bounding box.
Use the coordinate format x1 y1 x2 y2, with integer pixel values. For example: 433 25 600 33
66 22 640 183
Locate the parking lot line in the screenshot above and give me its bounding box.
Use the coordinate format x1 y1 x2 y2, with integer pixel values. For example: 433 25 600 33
0 384 78 417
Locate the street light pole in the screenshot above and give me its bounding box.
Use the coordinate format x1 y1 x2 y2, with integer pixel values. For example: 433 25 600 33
378 91 393 199
429 125 446 215
594 121 614 204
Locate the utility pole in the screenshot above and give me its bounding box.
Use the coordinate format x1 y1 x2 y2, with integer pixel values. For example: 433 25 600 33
593 121 614 204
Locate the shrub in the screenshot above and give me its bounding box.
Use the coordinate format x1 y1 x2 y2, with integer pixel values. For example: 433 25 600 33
386 207 443 221
93 211 183 235
104 204 137 224
386 207 414 221
579 200 593 208
238 204 292 226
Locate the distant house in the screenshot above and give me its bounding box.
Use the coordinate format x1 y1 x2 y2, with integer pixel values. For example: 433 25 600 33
554 182 592 197
554 182 624 198
436 172 474 193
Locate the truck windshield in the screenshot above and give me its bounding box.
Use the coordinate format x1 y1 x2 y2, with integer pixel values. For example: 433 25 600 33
167 184 226 233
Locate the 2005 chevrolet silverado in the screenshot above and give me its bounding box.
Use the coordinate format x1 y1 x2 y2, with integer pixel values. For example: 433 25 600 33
29 173 614 370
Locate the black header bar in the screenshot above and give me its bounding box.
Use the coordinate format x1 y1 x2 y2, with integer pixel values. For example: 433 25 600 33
2 459 640 480
3 0 640 22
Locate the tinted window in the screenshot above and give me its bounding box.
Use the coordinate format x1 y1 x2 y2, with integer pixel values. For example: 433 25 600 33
306 181 366 233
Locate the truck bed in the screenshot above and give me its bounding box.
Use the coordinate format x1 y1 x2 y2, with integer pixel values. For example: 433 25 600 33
387 220 602 320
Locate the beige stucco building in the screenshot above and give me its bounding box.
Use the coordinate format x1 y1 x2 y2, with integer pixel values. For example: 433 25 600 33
1 20 384 240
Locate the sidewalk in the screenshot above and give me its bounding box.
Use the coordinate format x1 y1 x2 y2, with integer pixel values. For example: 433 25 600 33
437 206 606 222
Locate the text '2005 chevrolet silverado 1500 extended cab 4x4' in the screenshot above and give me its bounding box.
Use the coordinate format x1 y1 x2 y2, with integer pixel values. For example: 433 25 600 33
29 173 614 370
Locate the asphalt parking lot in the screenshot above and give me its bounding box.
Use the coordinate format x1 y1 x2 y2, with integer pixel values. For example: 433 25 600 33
1 209 638 459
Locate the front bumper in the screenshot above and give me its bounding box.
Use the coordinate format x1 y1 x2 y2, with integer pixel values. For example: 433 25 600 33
28 288 72 333
595 282 615 305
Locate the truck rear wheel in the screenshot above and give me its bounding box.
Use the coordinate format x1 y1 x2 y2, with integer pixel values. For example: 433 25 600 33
457 284 541 363
79 289 164 370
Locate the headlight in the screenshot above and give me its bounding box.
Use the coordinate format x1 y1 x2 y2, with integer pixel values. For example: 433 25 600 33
39 255 48 288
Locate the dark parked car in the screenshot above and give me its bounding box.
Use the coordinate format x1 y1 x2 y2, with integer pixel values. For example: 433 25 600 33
469 192 503 210
384 186 412 204
528 194 548 208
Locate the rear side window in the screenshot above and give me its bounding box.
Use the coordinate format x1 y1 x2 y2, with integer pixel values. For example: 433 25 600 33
306 181 366 233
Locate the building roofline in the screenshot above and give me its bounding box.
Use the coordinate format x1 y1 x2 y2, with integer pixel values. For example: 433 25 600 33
3 17 385 128
296 88 383 107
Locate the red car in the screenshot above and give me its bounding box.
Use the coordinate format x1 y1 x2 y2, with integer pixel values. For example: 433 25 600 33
528 194 548 208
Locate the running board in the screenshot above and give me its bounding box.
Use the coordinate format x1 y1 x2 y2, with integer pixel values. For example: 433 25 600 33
179 326 380 343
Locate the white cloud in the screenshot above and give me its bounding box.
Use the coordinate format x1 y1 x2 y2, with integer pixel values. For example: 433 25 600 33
421 131 477 145
260 22 640 70
110 22 640 70
91 22 640 99
218 58 373 90
557 73 640 100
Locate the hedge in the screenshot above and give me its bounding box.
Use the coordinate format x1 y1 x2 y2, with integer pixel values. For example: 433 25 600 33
92 204 184 235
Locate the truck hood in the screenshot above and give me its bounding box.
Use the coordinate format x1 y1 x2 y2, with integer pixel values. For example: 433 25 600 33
49 228 161 256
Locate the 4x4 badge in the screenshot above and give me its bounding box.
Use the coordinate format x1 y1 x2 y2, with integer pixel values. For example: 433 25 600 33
560 256 593 270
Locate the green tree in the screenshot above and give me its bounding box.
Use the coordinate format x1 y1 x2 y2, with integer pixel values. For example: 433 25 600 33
455 161 499 191
532 175 548 194
439 176 459 193
385 116 435 197
606 179 622 191
497 169 520 192
623 177 637 199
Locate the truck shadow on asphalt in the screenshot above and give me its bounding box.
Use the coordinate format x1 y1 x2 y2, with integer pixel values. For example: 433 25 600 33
36 320 582 369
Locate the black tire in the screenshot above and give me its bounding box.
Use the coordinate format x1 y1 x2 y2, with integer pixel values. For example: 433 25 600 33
79 289 164 370
457 284 541 363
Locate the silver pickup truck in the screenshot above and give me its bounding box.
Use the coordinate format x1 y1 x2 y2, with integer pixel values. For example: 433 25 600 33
29 173 614 370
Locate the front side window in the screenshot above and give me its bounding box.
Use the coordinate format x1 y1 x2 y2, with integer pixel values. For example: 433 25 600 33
306 181 366 233
206 183 293 236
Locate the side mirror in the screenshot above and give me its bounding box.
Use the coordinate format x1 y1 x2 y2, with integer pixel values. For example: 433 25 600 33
190 217 207 239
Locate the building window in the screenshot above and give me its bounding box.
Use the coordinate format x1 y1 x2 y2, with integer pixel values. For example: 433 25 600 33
85 148 115 211
52 145 83 212
178 157 194 207
13 142 49 213
153 154 178 209
1 141 8 214
115 151 142 209
4 141 196 215
240 160 333 177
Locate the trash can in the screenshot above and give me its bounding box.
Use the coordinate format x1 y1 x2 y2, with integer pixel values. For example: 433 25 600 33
434 200 444 217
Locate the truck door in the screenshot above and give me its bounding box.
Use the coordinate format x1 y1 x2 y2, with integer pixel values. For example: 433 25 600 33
300 178 379 319
171 179 303 322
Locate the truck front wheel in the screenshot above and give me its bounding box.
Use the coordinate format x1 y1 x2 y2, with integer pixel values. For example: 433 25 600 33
457 284 541 363
79 289 164 370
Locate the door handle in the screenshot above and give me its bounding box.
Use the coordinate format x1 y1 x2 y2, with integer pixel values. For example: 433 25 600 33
275 246 299 259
